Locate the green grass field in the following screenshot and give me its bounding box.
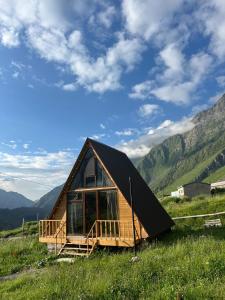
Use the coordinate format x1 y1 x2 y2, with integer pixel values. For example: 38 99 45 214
0 221 38 238
1 195 225 299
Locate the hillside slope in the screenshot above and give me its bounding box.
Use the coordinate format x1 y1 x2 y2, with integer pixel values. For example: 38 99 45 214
0 189 33 209
34 184 63 215
136 94 225 194
1 195 225 299
0 207 46 230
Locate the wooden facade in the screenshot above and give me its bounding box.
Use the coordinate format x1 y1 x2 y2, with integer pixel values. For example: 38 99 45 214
39 138 173 257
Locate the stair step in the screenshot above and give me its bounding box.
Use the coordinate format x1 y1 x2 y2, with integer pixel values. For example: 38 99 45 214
62 247 90 251
60 251 89 256
58 241 96 257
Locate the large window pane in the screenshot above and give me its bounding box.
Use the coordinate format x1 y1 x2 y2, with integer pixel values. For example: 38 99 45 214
71 148 113 189
67 192 83 235
96 160 113 187
99 191 118 220
85 192 96 233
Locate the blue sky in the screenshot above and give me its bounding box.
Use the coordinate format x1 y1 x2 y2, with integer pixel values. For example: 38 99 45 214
0 0 225 200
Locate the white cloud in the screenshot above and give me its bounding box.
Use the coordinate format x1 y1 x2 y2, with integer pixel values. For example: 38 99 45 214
23 143 29 150
97 6 116 28
100 123 106 129
0 149 75 200
122 0 183 41
130 51 213 105
117 117 194 158
1 142 17 149
0 28 20 47
129 80 153 100
157 119 173 130
115 129 136 136
118 143 150 158
216 76 225 88
89 133 106 140
11 61 27 70
191 104 209 115
209 92 225 104
12 71 19 78
0 1 145 94
197 1 225 59
62 82 77 91
158 43 184 80
138 104 160 118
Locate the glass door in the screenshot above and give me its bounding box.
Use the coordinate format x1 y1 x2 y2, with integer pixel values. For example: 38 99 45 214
85 192 97 233
67 192 84 235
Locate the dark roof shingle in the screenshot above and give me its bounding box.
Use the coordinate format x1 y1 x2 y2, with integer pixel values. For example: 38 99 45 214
89 138 174 237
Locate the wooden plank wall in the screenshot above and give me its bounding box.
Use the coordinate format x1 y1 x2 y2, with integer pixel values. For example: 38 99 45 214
52 193 67 222
118 190 148 239
50 189 148 241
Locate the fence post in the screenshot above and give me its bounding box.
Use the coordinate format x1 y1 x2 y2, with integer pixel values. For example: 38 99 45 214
22 218 25 235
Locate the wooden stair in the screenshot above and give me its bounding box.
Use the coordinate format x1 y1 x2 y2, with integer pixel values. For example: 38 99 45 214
58 242 96 257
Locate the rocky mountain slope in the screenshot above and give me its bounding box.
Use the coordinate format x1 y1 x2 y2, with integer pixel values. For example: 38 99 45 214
0 189 33 209
34 184 63 215
136 94 225 195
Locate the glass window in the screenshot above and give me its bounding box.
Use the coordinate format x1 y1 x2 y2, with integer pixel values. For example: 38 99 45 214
71 148 113 189
85 192 97 233
67 192 82 202
98 190 118 220
85 175 96 187
96 160 113 187
67 192 83 235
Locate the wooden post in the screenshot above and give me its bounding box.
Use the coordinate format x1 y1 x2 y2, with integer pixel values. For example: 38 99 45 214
22 218 25 235
129 176 137 256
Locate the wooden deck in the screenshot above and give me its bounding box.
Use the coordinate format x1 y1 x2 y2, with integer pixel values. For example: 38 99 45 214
39 219 140 252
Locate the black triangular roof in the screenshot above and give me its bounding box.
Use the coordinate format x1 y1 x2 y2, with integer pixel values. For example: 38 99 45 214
88 138 174 237
50 138 174 237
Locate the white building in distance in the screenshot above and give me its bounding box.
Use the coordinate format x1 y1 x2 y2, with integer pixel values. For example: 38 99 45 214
171 182 211 198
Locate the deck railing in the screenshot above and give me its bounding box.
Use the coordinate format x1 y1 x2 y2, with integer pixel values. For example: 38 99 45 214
96 220 137 240
39 220 66 239
39 219 139 242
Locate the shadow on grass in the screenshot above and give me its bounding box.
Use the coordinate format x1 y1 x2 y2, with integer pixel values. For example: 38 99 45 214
100 225 225 256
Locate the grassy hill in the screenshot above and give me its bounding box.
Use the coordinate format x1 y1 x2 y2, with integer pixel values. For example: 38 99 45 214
1 195 225 299
0 207 46 230
136 94 225 195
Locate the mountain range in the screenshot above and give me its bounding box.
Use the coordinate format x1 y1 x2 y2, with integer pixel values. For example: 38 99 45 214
1 94 225 228
136 94 225 195
0 188 33 209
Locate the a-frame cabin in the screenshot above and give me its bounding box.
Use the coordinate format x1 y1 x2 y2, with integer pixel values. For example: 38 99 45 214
39 138 174 256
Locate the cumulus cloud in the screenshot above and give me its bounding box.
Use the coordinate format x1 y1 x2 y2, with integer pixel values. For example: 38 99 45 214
0 0 146 94
117 117 194 158
130 50 213 105
115 128 137 136
95 5 116 28
23 143 29 150
0 149 75 200
129 80 153 100
0 0 221 100
191 104 209 115
1 141 17 150
122 0 183 41
138 104 160 118
197 0 225 60
89 133 106 140
216 76 225 88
